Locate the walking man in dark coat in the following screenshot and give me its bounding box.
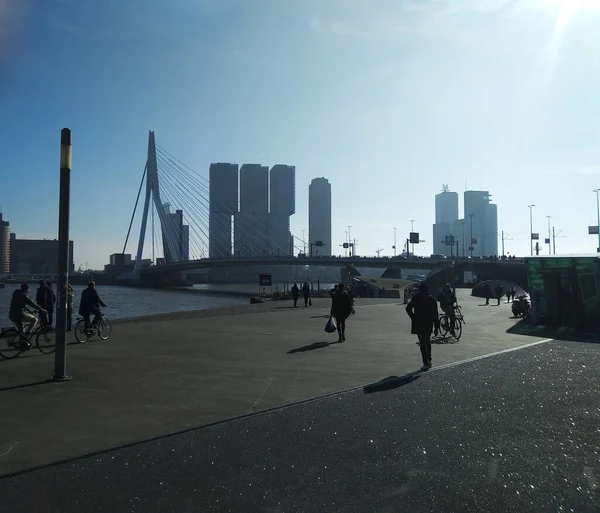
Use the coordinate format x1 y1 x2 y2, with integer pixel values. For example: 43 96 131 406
406 284 440 371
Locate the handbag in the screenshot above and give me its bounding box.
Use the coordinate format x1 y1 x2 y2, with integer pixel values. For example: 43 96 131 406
325 316 337 333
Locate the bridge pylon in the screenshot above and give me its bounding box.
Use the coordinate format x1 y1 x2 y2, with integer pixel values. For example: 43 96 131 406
134 131 182 271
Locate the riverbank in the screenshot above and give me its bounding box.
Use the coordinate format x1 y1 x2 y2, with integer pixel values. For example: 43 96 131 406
0 292 548 476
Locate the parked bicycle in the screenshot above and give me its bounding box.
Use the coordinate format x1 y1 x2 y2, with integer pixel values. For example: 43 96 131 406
438 305 465 342
0 312 56 359
74 312 112 343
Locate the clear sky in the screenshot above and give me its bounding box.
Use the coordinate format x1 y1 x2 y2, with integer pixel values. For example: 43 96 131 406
1 0 600 269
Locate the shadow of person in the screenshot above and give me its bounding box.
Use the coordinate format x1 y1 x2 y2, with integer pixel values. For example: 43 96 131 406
287 342 331 354
363 373 420 394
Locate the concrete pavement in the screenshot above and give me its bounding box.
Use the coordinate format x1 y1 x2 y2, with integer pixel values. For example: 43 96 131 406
0 291 548 476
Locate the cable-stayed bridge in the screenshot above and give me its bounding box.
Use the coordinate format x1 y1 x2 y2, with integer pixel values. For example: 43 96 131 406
119 132 526 288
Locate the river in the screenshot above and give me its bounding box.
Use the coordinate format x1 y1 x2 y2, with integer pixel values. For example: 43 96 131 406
0 282 339 326
0 284 249 325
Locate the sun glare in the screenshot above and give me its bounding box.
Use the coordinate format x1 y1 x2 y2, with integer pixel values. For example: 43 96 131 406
539 0 600 31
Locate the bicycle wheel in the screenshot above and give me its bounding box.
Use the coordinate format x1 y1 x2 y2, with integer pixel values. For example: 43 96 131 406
36 327 56 354
453 318 463 341
0 329 22 360
438 315 449 337
98 317 112 340
74 319 90 343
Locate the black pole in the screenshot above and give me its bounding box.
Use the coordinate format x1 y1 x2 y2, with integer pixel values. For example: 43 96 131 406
469 215 474 258
51 128 72 382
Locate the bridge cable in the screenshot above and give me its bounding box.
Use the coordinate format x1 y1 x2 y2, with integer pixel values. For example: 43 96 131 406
155 151 273 257
122 162 147 255
155 148 275 256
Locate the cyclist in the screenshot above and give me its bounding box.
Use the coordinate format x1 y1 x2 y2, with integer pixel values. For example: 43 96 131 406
79 281 107 332
437 283 457 336
9 283 47 346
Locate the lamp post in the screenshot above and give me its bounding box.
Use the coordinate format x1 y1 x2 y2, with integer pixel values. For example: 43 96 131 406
546 216 552 255
348 225 352 257
594 189 600 253
528 204 535 256
51 128 73 382
344 231 348 257
393 227 397 257
468 214 474 258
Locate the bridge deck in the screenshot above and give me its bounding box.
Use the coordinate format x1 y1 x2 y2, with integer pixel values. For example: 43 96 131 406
0 292 543 477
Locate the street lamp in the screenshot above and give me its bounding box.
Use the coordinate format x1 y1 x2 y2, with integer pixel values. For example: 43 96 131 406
348 225 352 257
594 190 600 253
528 204 536 256
393 227 397 257
344 231 348 257
546 216 552 255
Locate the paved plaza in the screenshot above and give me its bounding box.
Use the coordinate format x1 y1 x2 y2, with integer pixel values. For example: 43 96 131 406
0 292 549 477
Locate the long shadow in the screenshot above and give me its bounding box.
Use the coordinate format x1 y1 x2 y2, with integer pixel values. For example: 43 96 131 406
0 380 50 393
273 306 296 310
310 315 330 319
363 372 420 394
287 341 333 354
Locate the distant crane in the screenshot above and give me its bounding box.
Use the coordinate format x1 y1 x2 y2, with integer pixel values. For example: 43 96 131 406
375 247 383 257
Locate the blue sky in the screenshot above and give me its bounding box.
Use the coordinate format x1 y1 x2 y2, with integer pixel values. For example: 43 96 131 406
1 0 600 268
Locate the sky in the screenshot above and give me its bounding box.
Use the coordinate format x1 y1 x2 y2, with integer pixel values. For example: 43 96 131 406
1 0 600 269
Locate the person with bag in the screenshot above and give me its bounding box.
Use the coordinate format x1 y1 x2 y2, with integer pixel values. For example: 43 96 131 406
331 283 353 343
302 282 311 307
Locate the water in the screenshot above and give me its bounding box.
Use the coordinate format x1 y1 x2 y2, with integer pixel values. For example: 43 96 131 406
0 284 248 325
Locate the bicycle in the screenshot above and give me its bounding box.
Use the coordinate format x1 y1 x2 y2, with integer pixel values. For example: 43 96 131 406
0 312 56 360
438 305 465 342
74 312 112 343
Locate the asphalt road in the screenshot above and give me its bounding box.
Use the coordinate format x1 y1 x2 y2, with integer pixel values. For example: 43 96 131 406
2 338 599 512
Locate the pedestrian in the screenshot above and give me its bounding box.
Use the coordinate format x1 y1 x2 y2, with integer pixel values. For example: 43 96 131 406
35 280 53 326
406 284 440 371
331 283 353 342
291 283 299 307
302 281 311 307
46 281 56 325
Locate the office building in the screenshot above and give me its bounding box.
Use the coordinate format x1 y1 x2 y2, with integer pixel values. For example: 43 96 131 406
435 186 459 224
209 163 238 259
269 165 295 256
10 236 74 274
235 164 269 257
432 188 498 257
308 177 332 257
161 206 189 263
0 213 10 274
464 191 498 257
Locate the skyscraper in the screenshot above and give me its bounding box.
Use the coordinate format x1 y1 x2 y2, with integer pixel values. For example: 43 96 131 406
0 213 10 274
269 165 295 256
464 190 498 257
209 163 238 258
433 186 461 256
308 178 332 257
162 207 189 262
236 164 269 256
432 187 498 257
435 186 459 224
